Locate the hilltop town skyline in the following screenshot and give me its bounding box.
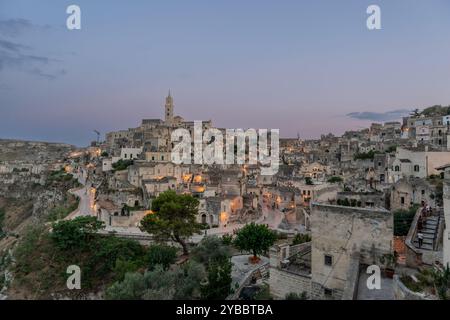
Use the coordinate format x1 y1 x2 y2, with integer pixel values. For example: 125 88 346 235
2 0 450 145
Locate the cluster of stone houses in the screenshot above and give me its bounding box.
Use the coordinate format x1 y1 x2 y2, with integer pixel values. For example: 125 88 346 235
78 98 450 299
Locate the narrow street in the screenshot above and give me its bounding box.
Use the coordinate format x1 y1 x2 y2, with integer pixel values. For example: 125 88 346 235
65 186 96 220
65 170 96 220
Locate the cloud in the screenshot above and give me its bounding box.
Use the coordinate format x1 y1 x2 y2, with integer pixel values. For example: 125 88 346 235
346 109 411 122
0 39 31 52
0 18 50 37
29 68 67 80
0 41 51 67
0 19 64 80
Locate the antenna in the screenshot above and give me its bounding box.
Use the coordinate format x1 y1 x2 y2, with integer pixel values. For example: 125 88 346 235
93 130 100 144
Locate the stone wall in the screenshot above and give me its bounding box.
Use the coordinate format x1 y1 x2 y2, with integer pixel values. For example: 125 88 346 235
341 254 361 300
269 268 311 299
392 275 436 300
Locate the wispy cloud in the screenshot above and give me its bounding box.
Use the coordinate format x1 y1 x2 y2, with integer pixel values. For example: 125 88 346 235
29 67 67 80
0 18 50 37
0 19 64 80
346 109 411 122
0 39 30 52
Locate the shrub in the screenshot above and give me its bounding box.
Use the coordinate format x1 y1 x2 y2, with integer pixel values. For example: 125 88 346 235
112 159 134 171
201 256 233 300
0 208 5 239
327 176 343 183
192 236 231 266
146 245 177 271
50 216 104 251
292 233 311 245
393 205 419 236
254 284 273 300
222 234 233 246
285 292 308 300
354 150 378 161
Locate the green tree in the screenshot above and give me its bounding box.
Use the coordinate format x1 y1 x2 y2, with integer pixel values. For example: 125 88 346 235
50 216 104 251
432 266 450 300
172 261 206 300
86 236 145 279
234 223 276 260
393 206 418 236
191 236 233 300
106 265 176 300
140 190 203 255
0 208 5 238
106 261 206 300
292 233 311 245
354 150 377 161
147 244 177 271
112 159 134 171
201 256 233 300
191 236 231 266
327 176 343 184
113 258 141 282
222 234 233 246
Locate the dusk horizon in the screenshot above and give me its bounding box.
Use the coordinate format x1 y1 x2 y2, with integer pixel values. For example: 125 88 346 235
2 0 450 146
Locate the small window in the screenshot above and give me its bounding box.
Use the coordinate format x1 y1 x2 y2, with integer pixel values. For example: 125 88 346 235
161 156 165 161
324 255 333 266
401 197 405 205
324 288 333 296
395 166 400 172
414 165 420 172
421 190 425 195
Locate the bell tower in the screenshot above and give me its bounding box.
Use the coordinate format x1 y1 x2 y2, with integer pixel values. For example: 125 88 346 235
165 90 174 125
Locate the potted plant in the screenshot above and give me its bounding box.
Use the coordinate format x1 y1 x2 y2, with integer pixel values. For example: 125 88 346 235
380 253 396 278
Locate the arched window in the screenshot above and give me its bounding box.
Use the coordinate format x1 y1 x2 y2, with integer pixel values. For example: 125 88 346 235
394 166 400 172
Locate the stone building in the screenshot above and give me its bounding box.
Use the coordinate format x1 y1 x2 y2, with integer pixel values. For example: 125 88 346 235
388 146 450 183
437 164 450 268
390 177 437 211
309 203 393 299
268 203 393 300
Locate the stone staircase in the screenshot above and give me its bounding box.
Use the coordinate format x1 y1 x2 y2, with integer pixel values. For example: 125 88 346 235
413 211 443 251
